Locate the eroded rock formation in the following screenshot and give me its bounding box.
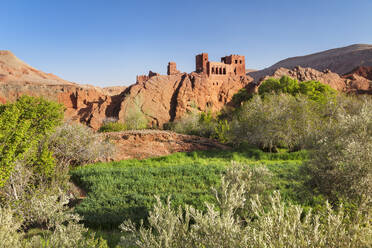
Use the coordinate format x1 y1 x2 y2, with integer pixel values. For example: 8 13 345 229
0 50 126 129
119 72 252 127
1 48 371 131
255 66 372 94
0 50 253 129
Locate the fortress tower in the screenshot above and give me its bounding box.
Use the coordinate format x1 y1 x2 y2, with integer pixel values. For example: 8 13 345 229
167 62 180 75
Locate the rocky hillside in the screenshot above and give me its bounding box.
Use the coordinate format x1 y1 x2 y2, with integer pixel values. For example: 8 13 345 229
254 66 371 94
119 73 253 127
1 48 371 130
0 51 253 129
249 44 372 82
0 50 128 129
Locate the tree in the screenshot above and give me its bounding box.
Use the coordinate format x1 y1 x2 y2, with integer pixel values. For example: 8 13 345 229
258 76 337 104
0 96 64 186
229 94 318 151
303 96 372 203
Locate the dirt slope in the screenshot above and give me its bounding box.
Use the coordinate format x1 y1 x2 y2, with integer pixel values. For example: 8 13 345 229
103 130 230 161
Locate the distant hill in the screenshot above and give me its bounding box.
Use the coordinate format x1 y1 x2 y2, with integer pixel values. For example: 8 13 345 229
0 50 74 85
249 44 372 81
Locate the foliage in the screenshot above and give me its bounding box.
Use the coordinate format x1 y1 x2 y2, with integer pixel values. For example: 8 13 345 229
0 206 24 247
99 122 128 132
258 75 337 103
171 109 230 143
258 76 299 95
299 79 338 103
0 189 108 248
0 96 64 187
71 148 306 229
119 164 371 248
212 119 230 143
229 93 319 151
48 122 115 168
172 109 215 137
231 88 253 106
303 96 372 203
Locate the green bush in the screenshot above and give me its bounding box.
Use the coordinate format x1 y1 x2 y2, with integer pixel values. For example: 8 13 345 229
99 122 128 132
0 189 109 248
0 206 24 247
231 88 253 106
229 94 319 151
0 96 64 187
258 76 337 103
171 110 230 143
258 76 300 95
172 110 216 137
303 96 372 203
48 122 115 168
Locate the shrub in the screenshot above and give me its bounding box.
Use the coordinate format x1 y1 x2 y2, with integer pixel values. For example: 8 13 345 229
0 96 63 187
258 76 300 95
171 110 232 142
303 96 372 203
0 206 24 247
299 80 337 103
26 189 109 248
0 189 108 248
231 88 253 106
172 110 215 137
99 122 127 132
48 122 115 168
258 76 337 103
229 94 319 151
119 164 371 248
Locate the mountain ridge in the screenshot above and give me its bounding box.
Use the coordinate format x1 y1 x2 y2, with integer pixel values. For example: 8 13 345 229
249 44 372 82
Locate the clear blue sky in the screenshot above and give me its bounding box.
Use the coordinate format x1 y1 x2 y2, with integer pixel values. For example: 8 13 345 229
1 0 371 86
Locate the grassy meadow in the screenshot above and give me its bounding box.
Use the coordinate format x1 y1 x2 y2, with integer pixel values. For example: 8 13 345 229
71 147 311 246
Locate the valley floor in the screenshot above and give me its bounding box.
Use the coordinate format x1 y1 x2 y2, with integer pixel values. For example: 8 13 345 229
71 147 310 247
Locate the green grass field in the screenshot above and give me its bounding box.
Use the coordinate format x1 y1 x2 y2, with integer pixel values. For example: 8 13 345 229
71 147 309 231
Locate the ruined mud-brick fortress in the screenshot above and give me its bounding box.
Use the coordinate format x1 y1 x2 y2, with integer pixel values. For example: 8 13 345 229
136 53 246 83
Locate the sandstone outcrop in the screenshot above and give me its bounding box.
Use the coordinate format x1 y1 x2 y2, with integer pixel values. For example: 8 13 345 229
0 50 254 129
0 50 123 129
103 130 230 161
255 66 371 94
344 66 372 81
118 73 253 127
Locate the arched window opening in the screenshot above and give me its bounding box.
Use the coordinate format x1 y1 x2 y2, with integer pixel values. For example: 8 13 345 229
223 68 226 74
219 68 222 74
